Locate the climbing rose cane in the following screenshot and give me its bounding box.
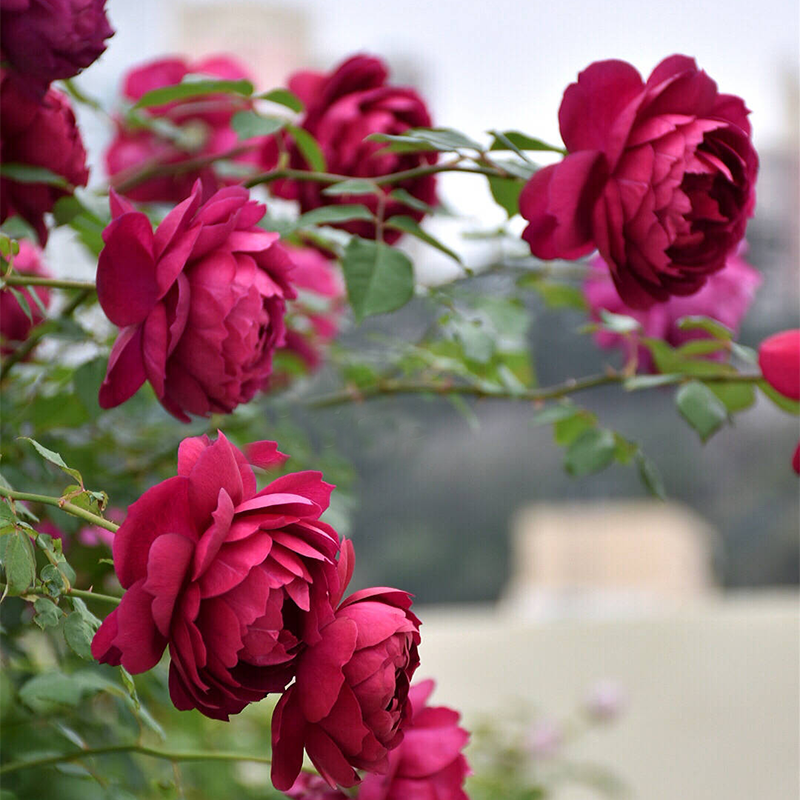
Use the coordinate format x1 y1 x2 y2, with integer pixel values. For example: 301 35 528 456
96 181 295 420
91 433 344 719
520 55 758 308
0 240 51 355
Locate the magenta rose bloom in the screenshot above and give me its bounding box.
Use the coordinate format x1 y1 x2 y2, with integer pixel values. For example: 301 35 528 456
359 679 470 800
520 55 758 309
91 433 344 720
283 775 348 799
0 71 89 244
585 248 761 372
262 54 436 243
0 0 113 93
106 55 261 204
0 239 51 354
96 181 296 420
271 557 422 791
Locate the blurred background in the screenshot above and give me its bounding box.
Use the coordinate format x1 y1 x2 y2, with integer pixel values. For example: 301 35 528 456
44 1 800 797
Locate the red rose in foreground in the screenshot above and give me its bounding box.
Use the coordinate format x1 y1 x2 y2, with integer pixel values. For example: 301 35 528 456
96 182 295 421
0 240 51 354
359 679 470 800
521 55 758 308
585 249 760 372
262 54 436 243
0 71 89 243
106 55 260 203
271 556 421 791
91 433 343 720
0 0 113 93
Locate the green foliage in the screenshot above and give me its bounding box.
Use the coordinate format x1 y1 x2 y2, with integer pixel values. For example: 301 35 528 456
133 78 254 109
231 111 285 139
675 380 729 441
385 215 462 262
488 175 524 217
256 87 304 112
367 127 483 153
0 163 70 188
488 130 566 154
322 179 379 196
285 123 327 171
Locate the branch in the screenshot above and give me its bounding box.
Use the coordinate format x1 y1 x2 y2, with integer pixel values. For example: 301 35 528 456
2 584 122 606
0 744 274 776
0 487 120 532
2 275 96 291
307 372 763 409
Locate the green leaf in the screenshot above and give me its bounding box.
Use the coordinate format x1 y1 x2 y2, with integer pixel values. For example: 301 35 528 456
530 403 579 426
231 111 285 140
73 357 107 419
7 287 32 323
40 563 66 596
706 380 756 413
489 130 566 154
600 309 641 334
564 428 617 476
553 409 597 446
388 188 437 214
452 320 495 364
523 278 587 310
385 215 462 263
1 531 36 595
133 78 253 109
17 671 114 712
286 124 327 171
613 434 639 465
257 87 304 112
487 176 524 218
33 597 62 630
322 179 379 196
636 451 666 500
642 337 737 377
342 238 414 323
296 204 374 228
623 373 684 390
758 380 800 415
20 438 83 484
676 315 733 340
51 195 107 256
675 380 729 441
0 163 69 188
367 127 482 153
0 234 17 257
119 667 140 711
64 610 97 659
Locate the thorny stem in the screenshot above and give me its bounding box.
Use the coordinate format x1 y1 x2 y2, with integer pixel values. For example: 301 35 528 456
0 487 120 533
2 584 122 607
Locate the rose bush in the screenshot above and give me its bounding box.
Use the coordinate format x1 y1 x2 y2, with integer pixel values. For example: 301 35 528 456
262 54 437 243
96 181 296 420
0 0 113 92
520 55 758 308
106 55 260 203
585 249 761 371
0 239 51 354
271 568 421 790
91 432 344 719
0 70 89 243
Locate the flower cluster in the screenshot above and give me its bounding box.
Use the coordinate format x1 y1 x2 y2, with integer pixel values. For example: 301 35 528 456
106 55 262 203
92 433 429 791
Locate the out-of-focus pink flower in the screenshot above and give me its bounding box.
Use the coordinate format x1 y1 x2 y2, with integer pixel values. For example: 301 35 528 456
584 250 760 372
96 182 296 421
359 679 470 800
526 719 563 759
521 55 758 309
78 506 125 548
0 0 114 93
283 774 348 799
0 70 89 243
105 55 260 203
261 54 437 243
0 240 51 355
584 679 627 722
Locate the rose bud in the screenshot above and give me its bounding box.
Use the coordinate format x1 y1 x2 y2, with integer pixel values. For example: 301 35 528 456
91 433 344 720
0 239 51 355
520 55 758 309
359 679 470 800
261 54 436 243
271 553 422 791
0 71 89 244
758 330 800 401
0 0 114 93
106 55 261 204
585 248 760 372
96 182 296 421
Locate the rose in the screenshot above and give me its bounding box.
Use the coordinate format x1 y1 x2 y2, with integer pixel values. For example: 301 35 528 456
584 679 627 722
585 249 761 372
91 433 344 720
106 55 260 203
262 54 436 243
0 240 51 354
359 679 470 800
271 556 421 791
0 71 89 244
758 330 800 474
520 55 758 309
96 181 296 421
0 0 113 93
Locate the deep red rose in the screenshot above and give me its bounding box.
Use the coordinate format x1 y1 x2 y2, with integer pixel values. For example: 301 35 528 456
262 54 436 243
520 55 758 309
0 71 89 243
96 182 296 421
106 55 260 203
0 0 113 93
359 679 470 800
585 248 760 372
91 433 344 720
271 547 421 791
0 239 51 354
